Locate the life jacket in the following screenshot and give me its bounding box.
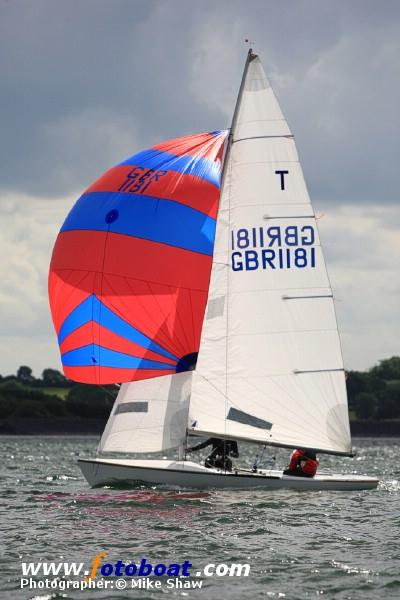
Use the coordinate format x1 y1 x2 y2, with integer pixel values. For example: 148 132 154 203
301 457 319 476
288 449 319 477
288 449 305 471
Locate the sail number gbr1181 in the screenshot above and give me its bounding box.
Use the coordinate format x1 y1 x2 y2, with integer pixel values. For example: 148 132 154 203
231 225 316 271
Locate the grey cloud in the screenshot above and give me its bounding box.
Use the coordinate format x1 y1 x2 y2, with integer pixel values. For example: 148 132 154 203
0 0 399 375
321 208 399 271
0 1 225 196
317 206 400 369
1 0 399 204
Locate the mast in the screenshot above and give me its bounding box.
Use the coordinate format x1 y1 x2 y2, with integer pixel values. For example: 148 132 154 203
219 49 257 438
220 49 256 186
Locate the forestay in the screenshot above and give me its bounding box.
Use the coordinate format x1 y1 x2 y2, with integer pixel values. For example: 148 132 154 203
188 52 352 455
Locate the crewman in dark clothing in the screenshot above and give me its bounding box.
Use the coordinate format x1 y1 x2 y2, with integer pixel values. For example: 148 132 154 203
186 438 239 471
283 449 319 478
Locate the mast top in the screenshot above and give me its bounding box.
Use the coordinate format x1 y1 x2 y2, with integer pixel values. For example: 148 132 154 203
244 38 257 59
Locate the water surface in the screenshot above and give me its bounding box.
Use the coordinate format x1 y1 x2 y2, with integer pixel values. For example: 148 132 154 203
0 437 398 599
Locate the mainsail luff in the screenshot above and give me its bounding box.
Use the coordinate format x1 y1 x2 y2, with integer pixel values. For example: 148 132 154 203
225 49 256 162
188 52 352 456
219 49 256 432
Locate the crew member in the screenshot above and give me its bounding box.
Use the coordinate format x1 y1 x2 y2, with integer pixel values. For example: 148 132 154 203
186 438 239 471
283 449 319 478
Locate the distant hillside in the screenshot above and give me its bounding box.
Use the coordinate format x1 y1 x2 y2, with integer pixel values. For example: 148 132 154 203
0 358 399 435
0 366 117 429
346 356 400 420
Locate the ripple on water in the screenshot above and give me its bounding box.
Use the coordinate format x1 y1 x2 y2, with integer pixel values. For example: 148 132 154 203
1 437 399 600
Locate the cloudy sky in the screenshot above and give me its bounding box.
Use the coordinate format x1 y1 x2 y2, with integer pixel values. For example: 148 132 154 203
1 0 399 377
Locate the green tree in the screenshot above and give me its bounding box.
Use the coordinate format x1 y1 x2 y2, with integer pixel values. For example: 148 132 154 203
370 356 400 381
41 368 67 386
377 382 400 419
355 392 378 420
0 393 17 418
13 399 47 418
346 371 367 407
66 385 115 418
17 365 35 383
365 375 386 393
42 394 66 416
0 380 27 403
0 381 64 418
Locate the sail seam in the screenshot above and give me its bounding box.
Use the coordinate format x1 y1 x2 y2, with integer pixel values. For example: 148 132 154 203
193 371 348 449
196 367 332 441
60 226 214 258
236 117 289 123
227 286 332 295
122 277 184 357
53 268 211 294
120 277 184 357
203 329 340 338
241 376 330 435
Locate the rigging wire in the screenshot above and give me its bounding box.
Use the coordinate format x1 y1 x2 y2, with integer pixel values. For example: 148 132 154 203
252 443 276 472
252 444 266 472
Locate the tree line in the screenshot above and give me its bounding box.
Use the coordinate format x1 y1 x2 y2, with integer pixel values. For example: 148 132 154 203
0 356 399 421
347 356 400 419
0 366 117 420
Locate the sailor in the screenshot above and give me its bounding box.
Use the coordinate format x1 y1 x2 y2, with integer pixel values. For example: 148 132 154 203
186 438 239 471
283 449 319 478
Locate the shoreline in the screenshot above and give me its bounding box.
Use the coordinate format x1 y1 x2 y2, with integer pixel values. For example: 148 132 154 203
1 418 400 437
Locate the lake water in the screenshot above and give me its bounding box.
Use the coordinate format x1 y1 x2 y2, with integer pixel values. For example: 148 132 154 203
0 436 399 599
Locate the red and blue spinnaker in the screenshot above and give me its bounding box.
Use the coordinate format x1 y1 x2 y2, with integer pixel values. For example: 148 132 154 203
49 130 227 384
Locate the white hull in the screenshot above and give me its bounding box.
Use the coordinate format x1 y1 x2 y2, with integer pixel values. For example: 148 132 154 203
78 458 379 491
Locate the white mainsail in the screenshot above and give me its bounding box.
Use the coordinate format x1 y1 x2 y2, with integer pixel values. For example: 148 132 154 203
188 51 352 455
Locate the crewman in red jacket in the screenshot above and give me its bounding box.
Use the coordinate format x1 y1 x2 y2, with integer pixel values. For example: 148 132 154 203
283 449 319 478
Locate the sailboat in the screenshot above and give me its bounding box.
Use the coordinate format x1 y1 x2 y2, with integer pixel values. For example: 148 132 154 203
49 50 378 491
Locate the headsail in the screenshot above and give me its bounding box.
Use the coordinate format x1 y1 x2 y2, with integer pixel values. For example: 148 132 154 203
49 131 227 384
99 372 192 454
188 52 352 456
